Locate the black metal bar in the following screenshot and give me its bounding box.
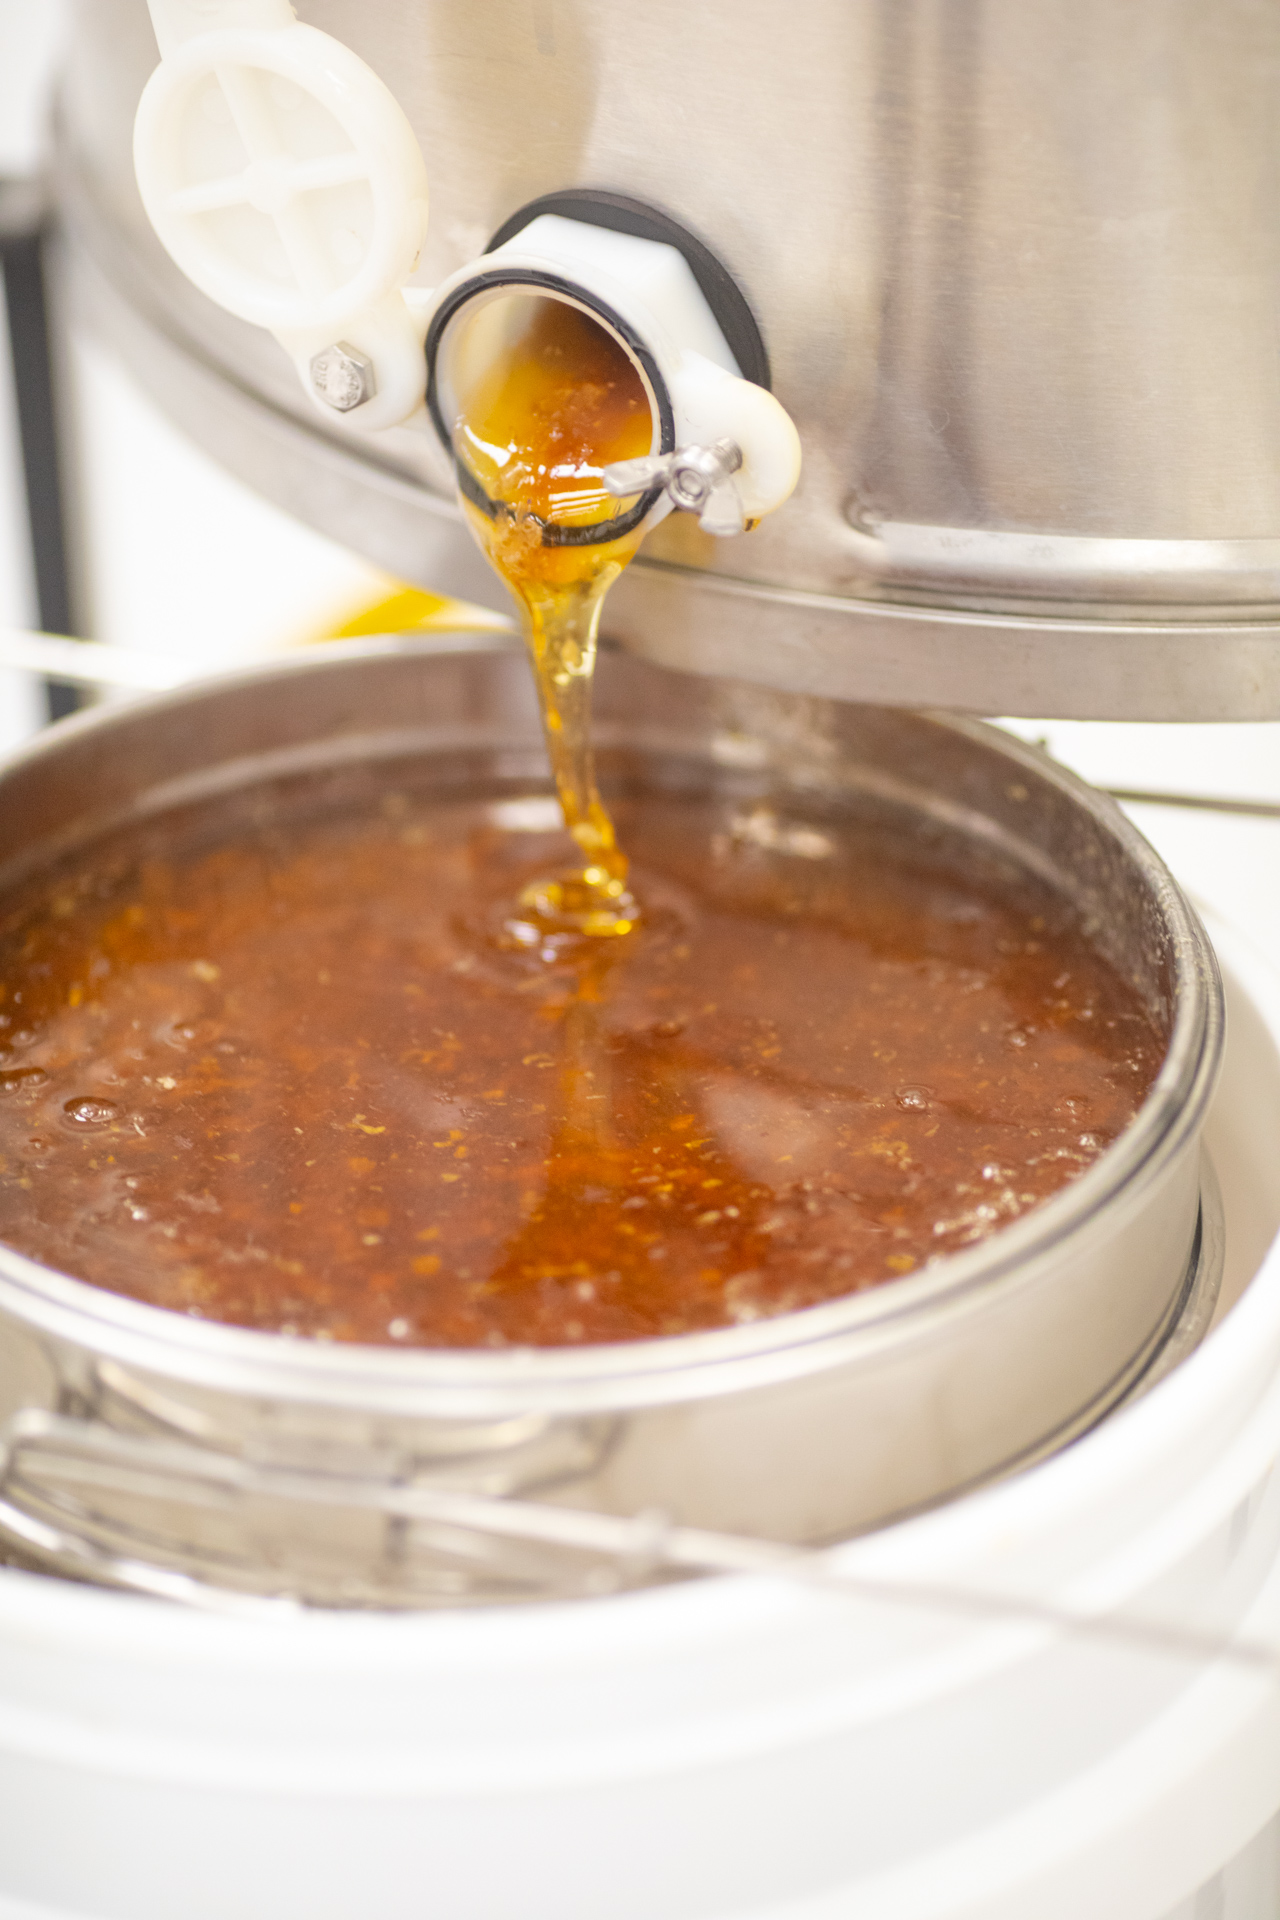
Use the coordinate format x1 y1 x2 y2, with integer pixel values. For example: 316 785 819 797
0 177 80 722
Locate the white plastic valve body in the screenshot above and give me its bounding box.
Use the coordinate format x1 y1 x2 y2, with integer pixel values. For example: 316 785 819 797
133 0 430 432
426 215 801 537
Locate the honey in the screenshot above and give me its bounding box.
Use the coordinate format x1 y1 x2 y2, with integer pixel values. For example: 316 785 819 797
451 295 652 938
0 772 1163 1347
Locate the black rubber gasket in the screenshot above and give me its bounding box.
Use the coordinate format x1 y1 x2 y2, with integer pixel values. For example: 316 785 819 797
424 267 674 548
485 190 770 392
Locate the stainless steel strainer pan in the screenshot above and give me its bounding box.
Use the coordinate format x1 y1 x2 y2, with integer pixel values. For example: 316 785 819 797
0 637 1223 1606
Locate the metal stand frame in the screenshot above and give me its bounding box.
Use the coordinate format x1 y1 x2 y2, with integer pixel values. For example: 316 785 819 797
0 177 79 722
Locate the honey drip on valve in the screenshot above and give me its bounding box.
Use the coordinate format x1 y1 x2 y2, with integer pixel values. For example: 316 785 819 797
453 297 653 940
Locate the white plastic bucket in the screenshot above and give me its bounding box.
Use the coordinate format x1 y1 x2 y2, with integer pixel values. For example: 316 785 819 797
0 913 1278 1920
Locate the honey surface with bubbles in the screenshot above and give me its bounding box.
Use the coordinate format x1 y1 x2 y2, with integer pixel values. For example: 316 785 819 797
0 775 1163 1347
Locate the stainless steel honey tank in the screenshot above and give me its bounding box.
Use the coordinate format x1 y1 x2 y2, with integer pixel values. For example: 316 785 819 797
55 0 1280 719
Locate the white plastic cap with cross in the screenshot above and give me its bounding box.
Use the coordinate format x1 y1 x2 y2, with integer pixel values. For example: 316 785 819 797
133 0 431 431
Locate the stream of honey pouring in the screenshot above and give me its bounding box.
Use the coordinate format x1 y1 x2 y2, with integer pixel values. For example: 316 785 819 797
453 297 653 938
448 297 660 1311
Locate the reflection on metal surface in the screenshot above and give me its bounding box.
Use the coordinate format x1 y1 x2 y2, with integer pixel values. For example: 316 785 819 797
840 523 1280 607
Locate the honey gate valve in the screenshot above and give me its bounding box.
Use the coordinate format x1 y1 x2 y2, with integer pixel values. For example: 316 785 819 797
133 1 800 535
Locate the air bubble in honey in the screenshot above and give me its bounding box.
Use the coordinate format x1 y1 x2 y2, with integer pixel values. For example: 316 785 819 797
63 1097 119 1128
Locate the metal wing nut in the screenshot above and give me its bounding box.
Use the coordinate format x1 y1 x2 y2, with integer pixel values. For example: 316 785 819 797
604 439 746 536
